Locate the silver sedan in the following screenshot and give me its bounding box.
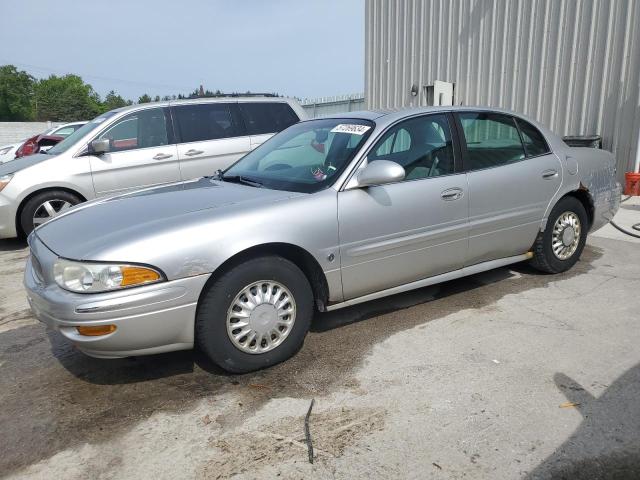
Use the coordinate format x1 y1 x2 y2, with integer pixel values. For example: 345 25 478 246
24 107 621 372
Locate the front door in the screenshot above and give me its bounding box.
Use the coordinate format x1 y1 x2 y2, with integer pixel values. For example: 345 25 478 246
456 112 562 265
89 107 181 196
338 113 469 300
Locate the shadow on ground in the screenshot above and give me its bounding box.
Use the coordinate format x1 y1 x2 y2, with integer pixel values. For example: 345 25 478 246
0 246 603 474
526 363 640 479
0 238 27 252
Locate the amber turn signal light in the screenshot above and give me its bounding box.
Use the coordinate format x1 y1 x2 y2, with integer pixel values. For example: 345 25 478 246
121 266 161 287
76 325 117 336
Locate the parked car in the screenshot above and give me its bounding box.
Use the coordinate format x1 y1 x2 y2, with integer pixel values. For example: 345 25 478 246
0 97 305 238
0 122 87 164
13 121 88 159
24 107 621 373
0 143 20 163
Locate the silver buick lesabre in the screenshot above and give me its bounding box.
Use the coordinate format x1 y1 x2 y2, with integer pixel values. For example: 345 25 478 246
24 107 620 372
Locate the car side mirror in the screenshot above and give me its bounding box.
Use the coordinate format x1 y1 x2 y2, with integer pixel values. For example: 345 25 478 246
355 159 405 187
89 138 110 155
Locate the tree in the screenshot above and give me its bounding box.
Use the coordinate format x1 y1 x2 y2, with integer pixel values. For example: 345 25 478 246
102 90 128 112
34 74 102 121
0 65 35 121
138 94 152 104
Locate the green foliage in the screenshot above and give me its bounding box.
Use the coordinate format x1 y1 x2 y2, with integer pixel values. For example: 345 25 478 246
34 74 103 121
0 65 35 121
0 64 280 121
102 90 128 112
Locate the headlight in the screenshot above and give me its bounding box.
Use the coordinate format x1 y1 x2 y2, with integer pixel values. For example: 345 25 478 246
0 147 12 156
53 259 163 293
0 174 13 192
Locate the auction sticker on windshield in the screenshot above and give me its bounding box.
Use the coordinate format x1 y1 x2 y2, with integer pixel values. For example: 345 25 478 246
330 124 371 135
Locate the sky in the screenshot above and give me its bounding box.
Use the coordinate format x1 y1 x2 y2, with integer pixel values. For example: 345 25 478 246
0 0 364 101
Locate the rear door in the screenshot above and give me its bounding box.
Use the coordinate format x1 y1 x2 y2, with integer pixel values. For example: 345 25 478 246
237 102 300 149
456 112 562 265
173 102 250 179
88 107 180 196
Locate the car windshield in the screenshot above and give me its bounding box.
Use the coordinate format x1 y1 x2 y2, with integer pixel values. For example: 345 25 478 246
47 112 117 155
223 118 375 193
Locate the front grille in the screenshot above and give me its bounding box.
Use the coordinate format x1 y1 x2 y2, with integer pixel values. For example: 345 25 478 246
31 252 44 284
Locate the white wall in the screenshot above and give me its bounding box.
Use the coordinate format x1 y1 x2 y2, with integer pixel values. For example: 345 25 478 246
301 94 365 118
0 122 62 146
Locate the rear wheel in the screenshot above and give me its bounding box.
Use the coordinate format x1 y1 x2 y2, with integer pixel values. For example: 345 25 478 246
20 190 81 237
195 256 313 373
530 196 588 273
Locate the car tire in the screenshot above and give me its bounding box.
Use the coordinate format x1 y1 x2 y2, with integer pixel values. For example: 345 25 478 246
530 196 589 274
195 255 313 373
20 190 82 237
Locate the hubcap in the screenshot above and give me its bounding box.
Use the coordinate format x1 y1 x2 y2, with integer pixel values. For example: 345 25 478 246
226 281 296 354
551 211 581 260
33 200 73 227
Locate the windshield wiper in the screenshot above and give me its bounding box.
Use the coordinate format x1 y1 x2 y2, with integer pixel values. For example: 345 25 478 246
220 174 264 188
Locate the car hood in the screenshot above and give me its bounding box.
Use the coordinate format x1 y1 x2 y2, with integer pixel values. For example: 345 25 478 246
0 152 50 173
35 177 303 260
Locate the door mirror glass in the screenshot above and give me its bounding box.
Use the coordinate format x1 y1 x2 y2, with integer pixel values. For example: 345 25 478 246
356 160 405 187
89 138 110 155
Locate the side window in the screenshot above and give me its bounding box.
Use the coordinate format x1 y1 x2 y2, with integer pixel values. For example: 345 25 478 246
52 126 76 137
369 113 455 180
238 102 300 135
97 108 168 152
516 118 550 157
173 103 237 143
375 128 411 156
459 112 525 170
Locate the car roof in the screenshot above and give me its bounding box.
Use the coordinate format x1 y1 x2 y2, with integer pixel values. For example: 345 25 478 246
107 96 300 115
318 105 547 129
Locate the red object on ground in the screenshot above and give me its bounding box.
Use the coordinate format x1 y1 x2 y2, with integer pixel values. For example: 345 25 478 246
624 172 640 196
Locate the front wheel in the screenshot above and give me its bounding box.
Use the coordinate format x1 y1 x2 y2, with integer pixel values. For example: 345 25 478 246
20 190 81 237
530 196 588 273
195 256 313 373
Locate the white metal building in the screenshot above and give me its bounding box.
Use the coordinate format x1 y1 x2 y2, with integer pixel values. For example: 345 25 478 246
365 0 640 179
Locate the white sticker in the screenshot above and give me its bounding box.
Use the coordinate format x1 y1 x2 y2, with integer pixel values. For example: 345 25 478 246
330 124 371 135
93 117 107 124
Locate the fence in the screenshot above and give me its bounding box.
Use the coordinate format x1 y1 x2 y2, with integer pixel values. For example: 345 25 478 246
0 122 62 145
301 94 365 118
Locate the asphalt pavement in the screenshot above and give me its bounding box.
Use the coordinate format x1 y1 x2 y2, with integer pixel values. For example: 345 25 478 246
0 197 639 479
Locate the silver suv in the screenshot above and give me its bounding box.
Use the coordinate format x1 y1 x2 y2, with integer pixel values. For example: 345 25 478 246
0 97 306 238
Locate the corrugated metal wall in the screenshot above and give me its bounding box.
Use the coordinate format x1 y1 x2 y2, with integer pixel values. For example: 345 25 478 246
365 0 640 178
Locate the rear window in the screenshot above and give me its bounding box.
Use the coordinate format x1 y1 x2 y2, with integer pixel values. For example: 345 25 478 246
238 102 299 135
515 118 551 157
173 103 238 143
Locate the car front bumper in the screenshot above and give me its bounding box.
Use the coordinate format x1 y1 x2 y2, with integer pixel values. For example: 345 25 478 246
24 238 211 358
0 193 18 239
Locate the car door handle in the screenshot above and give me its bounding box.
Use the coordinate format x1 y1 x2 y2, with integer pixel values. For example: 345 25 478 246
153 153 173 160
184 149 204 156
441 187 464 201
542 169 558 179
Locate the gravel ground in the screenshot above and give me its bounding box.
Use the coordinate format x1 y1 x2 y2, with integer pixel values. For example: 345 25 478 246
1 198 639 479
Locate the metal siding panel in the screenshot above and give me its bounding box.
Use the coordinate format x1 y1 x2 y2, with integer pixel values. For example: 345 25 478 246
365 0 640 179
